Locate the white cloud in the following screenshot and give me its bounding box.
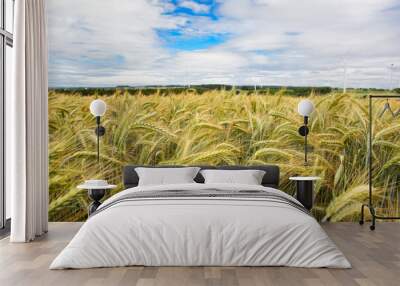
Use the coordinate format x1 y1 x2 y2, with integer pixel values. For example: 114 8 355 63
47 0 400 88
179 1 211 13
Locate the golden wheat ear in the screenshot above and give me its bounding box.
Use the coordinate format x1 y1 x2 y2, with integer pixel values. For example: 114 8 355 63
48 91 400 221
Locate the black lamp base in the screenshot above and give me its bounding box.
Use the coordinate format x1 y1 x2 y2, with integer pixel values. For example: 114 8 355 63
87 189 106 216
296 180 313 210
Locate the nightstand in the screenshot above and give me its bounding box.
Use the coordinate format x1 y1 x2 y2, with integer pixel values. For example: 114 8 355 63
289 176 321 210
77 182 117 216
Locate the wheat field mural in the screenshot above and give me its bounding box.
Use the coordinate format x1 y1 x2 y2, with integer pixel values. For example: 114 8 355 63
48 90 400 222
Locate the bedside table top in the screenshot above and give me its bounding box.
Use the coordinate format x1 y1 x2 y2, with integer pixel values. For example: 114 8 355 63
289 176 321 181
77 184 117 190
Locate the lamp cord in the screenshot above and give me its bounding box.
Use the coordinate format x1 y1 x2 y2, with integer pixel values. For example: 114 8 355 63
97 126 100 164
96 116 100 164
305 130 307 164
304 116 308 165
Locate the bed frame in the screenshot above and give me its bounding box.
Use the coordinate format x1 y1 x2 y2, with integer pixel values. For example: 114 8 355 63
123 165 280 189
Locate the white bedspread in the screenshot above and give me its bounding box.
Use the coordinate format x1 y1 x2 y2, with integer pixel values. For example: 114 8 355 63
50 183 351 269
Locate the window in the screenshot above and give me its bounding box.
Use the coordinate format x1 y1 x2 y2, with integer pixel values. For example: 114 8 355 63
0 0 13 230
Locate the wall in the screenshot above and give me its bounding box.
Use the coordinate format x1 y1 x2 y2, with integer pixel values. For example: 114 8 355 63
48 90 400 221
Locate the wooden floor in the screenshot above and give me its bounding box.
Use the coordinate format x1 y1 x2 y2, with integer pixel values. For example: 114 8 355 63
0 222 399 286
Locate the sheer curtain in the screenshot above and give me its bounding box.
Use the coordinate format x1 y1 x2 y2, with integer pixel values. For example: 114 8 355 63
8 0 49 242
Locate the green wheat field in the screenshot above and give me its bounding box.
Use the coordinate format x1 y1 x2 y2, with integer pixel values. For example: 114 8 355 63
48 89 400 222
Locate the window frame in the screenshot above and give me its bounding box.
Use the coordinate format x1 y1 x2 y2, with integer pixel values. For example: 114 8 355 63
0 0 13 231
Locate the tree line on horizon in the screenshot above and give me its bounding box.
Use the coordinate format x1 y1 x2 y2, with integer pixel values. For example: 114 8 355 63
48 85 394 97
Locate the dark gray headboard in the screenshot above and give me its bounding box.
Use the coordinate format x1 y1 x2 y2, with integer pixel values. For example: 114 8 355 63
123 165 280 189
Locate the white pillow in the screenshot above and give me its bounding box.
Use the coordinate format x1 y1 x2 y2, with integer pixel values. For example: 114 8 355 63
135 167 200 186
200 169 266 185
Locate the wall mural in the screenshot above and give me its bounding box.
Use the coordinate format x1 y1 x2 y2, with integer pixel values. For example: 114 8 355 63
48 0 400 221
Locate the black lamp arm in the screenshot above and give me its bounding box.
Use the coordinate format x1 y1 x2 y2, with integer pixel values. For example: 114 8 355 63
298 116 310 165
94 116 106 164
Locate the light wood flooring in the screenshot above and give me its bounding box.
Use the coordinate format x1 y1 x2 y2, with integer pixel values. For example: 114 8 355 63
0 222 399 286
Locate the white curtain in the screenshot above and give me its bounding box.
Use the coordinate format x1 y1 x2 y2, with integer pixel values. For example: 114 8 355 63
8 0 49 242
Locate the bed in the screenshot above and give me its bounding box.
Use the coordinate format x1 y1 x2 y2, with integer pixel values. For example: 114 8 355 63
50 165 351 269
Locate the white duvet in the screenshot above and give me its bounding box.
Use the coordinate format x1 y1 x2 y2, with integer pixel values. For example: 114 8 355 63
50 183 351 269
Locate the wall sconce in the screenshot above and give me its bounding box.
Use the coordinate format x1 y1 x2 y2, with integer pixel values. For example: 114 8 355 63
297 99 315 165
90 99 107 163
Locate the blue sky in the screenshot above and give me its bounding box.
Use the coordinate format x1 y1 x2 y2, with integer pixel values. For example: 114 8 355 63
157 30 228 51
47 0 400 88
166 0 219 19
156 1 231 51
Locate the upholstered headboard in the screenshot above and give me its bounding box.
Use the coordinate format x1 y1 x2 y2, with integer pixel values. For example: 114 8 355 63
123 165 280 189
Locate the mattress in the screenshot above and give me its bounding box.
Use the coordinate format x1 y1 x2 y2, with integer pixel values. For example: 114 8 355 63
50 183 351 269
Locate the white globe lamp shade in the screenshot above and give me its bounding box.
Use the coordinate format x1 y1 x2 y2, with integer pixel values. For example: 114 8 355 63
90 99 107 117
297 99 314 117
